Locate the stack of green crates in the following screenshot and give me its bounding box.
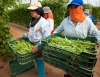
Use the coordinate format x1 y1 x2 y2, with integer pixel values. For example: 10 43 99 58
8 38 43 76
8 38 42 65
42 33 97 77
44 53 94 77
8 59 34 77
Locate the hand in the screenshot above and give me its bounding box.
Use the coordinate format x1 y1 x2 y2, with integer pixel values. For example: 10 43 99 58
22 33 28 39
97 46 100 59
32 45 39 54
37 41 42 49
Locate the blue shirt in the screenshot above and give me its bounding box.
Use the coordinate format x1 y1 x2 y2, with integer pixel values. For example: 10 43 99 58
54 16 100 42
89 15 95 22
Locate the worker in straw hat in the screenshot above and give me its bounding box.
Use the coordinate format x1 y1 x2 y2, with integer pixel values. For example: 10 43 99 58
23 1 50 77
43 6 54 34
54 0 100 77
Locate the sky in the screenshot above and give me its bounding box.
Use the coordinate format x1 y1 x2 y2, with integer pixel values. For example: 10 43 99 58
22 0 100 6
83 0 100 6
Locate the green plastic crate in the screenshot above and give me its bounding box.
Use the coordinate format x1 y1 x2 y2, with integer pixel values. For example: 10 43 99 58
42 33 97 70
8 59 34 77
8 38 42 65
15 52 38 65
44 53 94 77
43 47 97 70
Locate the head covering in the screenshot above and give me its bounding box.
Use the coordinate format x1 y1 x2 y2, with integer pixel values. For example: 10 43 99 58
43 6 51 13
68 0 84 7
27 2 42 10
69 6 86 22
84 9 91 15
34 7 44 17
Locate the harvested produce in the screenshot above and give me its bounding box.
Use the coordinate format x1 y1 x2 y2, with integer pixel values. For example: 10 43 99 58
49 37 96 54
11 39 33 54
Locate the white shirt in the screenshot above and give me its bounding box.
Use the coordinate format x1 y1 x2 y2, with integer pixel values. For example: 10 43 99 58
47 18 54 32
54 16 100 42
28 17 50 42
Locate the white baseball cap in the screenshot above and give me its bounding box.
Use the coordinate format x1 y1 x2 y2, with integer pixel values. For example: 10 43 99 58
27 2 42 10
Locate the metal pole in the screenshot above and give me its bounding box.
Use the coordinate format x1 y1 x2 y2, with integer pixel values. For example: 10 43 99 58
30 0 31 3
87 0 88 3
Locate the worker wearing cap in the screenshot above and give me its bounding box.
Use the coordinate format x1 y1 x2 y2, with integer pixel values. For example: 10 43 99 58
54 0 100 77
84 9 95 22
43 6 54 34
24 2 50 77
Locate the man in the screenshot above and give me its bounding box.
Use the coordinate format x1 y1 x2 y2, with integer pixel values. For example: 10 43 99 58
84 9 95 22
54 0 100 77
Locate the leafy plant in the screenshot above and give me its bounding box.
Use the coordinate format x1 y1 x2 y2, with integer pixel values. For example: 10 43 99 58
0 0 21 58
40 0 69 28
84 4 93 9
8 0 69 28
92 6 100 20
8 4 31 27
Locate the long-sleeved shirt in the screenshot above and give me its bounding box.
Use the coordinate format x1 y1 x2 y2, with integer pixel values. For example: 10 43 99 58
54 16 100 42
28 17 50 42
47 18 54 33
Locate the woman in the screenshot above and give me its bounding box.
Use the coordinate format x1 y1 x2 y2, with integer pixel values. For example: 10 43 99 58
43 6 54 34
26 2 50 77
54 0 100 77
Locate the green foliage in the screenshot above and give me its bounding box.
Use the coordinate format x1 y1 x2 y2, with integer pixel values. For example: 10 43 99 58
8 4 31 26
84 4 93 9
41 0 69 28
92 6 100 20
0 0 21 57
8 1 100 28
84 4 100 20
8 0 69 28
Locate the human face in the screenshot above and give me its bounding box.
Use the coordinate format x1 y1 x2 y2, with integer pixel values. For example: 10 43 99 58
69 5 86 22
30 10 39 18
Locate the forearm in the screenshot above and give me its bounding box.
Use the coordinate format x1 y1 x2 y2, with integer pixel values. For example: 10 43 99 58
54 25 64 33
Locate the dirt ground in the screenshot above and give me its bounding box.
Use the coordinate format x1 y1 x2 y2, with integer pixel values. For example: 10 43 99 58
0 22 100 77
0 25 64 77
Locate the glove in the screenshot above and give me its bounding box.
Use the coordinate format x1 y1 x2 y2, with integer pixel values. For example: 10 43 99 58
37 42 42 49
32 42 42 54
22 33 28 39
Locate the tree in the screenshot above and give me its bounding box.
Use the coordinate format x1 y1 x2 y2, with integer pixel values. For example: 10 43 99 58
84 3 93 9
39 0 69 28
0 0 21 57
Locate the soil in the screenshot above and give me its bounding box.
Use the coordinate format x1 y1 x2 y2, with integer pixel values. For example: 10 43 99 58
0 22 100 77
